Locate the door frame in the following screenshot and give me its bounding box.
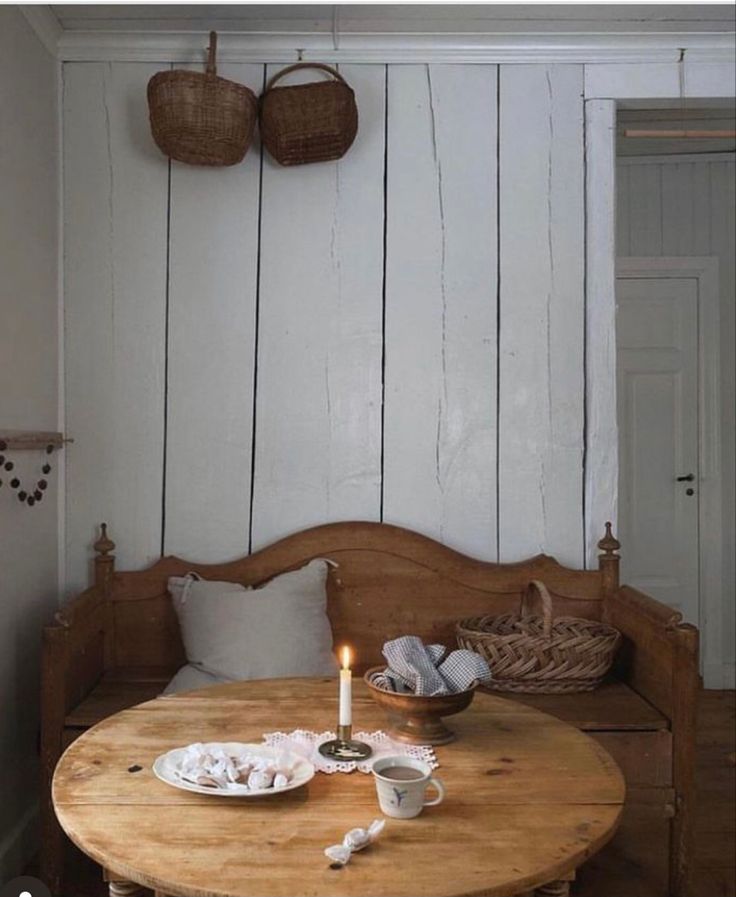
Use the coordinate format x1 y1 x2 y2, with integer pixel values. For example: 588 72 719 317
616 257 722 684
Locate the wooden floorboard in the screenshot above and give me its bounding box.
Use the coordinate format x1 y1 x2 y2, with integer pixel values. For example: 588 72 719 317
29 690 735 896
691 690 736 897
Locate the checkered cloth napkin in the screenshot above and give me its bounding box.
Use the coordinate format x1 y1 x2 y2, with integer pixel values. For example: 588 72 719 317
375 636 492 696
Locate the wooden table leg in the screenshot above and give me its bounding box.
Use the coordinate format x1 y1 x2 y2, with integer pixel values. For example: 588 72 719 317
103 870 145 897
534 882 569 897
534 868 575 896
107 882 145 897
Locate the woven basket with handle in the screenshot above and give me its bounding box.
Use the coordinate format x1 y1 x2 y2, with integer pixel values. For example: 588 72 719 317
260 63 358 166
147 32 257 166
456 580 621 694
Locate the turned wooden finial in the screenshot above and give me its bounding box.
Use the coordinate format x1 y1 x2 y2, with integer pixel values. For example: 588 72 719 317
598 521 620 556
94 522 115 557
598 522 620 599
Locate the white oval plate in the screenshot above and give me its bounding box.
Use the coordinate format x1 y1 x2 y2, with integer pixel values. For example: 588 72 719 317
153 742 315 797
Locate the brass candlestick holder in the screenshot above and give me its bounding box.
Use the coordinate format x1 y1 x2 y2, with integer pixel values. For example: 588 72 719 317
318 724 373 761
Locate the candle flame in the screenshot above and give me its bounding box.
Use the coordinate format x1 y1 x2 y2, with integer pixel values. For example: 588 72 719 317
340 645 351 670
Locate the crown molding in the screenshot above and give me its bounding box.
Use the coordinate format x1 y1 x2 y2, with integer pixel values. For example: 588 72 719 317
19 4 63 58
55 30 735 65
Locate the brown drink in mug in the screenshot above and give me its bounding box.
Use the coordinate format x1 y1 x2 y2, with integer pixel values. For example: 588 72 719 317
372 756 445 819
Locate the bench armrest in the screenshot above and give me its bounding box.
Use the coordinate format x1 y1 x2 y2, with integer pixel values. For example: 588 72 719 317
43 585 110 717
605 585 699 896
40 583 111 891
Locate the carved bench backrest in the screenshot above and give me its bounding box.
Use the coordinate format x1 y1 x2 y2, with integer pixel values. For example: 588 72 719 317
94 522 609 673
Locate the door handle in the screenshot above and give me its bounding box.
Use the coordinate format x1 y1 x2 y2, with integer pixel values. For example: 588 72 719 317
676 474 695 482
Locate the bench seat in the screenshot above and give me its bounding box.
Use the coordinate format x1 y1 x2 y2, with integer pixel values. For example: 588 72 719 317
63 668 173 729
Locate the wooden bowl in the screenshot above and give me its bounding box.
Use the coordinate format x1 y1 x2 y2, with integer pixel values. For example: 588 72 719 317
364 667 477 745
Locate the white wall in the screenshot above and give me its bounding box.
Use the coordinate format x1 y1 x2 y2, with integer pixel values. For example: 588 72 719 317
617 154 736 685
63 61 589 592
0 6 59 879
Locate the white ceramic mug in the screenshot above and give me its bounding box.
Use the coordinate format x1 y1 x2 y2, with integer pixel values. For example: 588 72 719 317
372 756 445 819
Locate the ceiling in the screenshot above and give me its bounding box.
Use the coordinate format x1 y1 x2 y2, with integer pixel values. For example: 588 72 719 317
47 4 736 35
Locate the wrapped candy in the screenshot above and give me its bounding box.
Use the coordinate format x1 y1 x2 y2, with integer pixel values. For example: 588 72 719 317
174 743 294 791
324 819 385 867
247 767 275 790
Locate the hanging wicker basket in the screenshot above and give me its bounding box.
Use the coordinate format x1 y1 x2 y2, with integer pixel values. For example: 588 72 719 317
147 32 257 167
259 63 358 166
456 580 622 694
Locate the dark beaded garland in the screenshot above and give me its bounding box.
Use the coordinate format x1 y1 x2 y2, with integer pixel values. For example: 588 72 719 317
0 442 58 509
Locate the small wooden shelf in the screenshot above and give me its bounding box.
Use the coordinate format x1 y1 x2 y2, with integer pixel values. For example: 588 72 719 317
0 430 70 451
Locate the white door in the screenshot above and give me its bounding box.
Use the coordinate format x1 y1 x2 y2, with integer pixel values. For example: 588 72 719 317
616 275 699 623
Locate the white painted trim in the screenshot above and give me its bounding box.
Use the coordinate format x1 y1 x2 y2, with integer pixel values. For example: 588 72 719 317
56 56 66 606
584 99 618 568
616 257 723 689
617 153 735 166
585 56 736 100
685 48 736 64
704 662 736 691
685 60 736 99
55 30 735 65
0 802 38 882
18 5 62 58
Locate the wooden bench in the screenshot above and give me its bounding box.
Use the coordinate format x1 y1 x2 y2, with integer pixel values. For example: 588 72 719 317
41 521 698 897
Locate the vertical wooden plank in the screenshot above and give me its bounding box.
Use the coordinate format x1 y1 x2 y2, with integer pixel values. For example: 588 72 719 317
628 163 663 255
64 62 168 594
499 65 584 566
709 161 736 677
585 99 618 566
383 64 498 561
692 162 711 256
164 63 263 562
662 163 694 256
251 65 385 550
615 163 630 256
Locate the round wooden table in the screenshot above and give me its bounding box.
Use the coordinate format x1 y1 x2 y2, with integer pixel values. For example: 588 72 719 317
53 678 624 897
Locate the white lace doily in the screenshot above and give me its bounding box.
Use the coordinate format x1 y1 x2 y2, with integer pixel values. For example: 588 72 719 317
262 729 438 774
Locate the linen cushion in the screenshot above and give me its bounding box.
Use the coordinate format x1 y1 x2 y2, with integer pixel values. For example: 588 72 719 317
166 559 337 689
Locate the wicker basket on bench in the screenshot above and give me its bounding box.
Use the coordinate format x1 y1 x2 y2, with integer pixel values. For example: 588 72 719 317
456 579 621 694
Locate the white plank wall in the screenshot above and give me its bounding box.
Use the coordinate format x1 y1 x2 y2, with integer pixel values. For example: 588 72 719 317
616 155 736 678
383 65 498 560
498 65 585 566
61 59 620 587
64 62 169 594
164 63 263 562
250 64 385 550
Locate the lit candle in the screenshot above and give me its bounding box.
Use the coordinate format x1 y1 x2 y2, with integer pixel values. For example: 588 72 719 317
338 645 352 727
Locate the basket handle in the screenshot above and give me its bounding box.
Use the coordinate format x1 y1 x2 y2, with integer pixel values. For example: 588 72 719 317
206 31 217 76
265 62 347 92
521 580 554 638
